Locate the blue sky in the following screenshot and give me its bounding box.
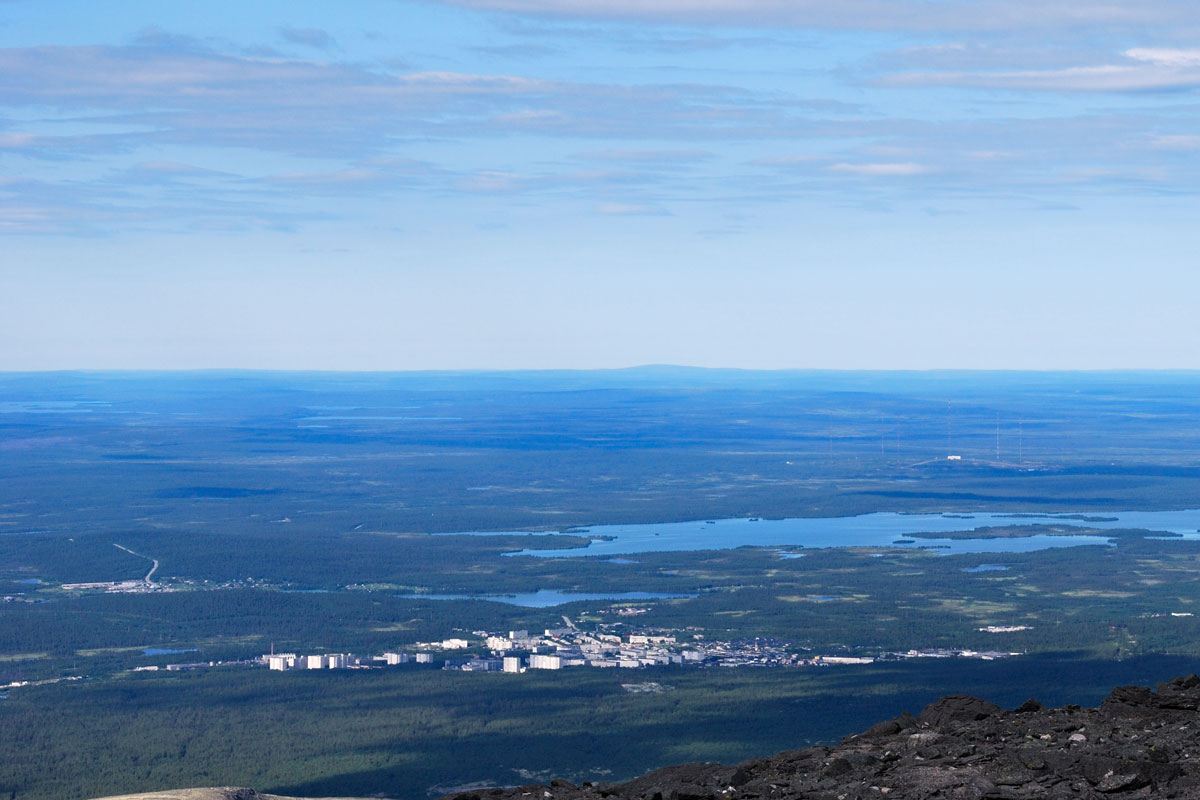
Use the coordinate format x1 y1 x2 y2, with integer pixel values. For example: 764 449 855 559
2 0 1199 370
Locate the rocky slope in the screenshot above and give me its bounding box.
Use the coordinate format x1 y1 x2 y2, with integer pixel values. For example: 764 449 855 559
443 675 1200 800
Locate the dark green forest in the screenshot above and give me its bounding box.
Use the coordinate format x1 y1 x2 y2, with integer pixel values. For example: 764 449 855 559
5 655 1200 800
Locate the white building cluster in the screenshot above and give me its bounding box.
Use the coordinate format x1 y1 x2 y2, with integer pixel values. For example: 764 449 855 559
258 623 1022 677
265 652 360 671
444 629 808 672
893 647 1018 661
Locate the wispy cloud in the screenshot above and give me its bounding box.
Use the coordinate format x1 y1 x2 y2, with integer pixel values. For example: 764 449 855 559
0 37 832 233
1149 133 1200 149
751 154 821 166
0 172 315 235
434 0 1196 33
1127 47 1200 67
278 26 338 50
594 202 668 215
115 161 236 185
828 162 930 176
4 20 1200 239
0 42 817 157
870 41 1116 73
258 159 446 195
487 15 805 56
573 149 713 165
469 43 560 59
0 131 44 149
882 47 1200 91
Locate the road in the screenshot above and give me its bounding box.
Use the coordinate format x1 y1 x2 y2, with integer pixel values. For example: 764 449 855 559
113 543 159 584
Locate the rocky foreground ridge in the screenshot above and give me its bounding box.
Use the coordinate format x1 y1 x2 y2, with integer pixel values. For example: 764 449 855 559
444 675 1200 800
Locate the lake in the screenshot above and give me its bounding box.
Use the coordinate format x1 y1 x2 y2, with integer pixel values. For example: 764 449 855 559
396 589 694 607
446 509 1200 558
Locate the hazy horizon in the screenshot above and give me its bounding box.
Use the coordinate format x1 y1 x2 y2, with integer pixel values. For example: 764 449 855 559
7 365 1200 375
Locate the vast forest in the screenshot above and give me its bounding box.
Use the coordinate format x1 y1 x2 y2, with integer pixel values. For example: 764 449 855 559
4 370 1200 799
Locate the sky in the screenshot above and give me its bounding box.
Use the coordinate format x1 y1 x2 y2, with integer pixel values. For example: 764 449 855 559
2 0 1199 370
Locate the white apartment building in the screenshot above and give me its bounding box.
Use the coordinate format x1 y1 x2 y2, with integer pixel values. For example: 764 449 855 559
267 654 298 671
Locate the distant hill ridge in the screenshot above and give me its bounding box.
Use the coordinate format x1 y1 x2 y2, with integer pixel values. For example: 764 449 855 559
93 676 1200 800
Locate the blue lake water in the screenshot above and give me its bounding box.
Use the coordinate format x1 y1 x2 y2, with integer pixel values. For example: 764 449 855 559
143 647 198 656
0 401 109 414
300 416 462 422
963 565 1010 573
445 509 1200 558
397 589 694 607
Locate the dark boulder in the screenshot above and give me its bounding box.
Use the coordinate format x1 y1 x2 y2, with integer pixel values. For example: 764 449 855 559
860 718 902 738
1155 675 1200 710
1012 698 1044 714
1101 686 1156 715
918 694 1004 728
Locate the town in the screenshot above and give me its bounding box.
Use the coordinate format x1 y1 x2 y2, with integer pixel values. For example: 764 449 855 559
257 617 1021 675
